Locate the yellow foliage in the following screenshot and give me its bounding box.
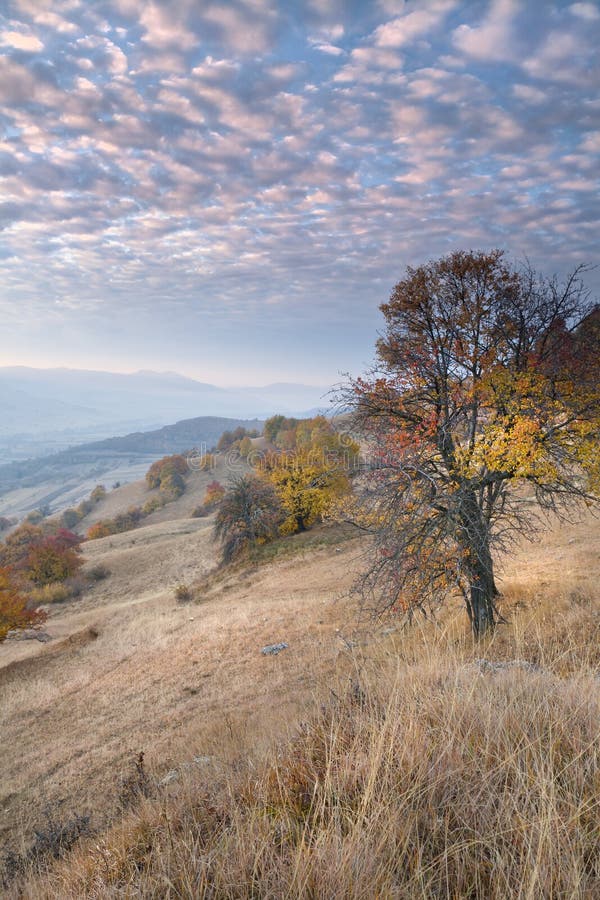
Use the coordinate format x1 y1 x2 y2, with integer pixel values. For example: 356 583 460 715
264 449 351 535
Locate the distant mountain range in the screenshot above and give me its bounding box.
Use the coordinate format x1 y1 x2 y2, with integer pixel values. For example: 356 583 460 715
0 367 331 462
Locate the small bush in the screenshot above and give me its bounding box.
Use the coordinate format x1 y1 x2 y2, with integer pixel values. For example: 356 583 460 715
119 752 153 809
204 479 226 508
24 509 45 525
66 576 86 598
90 485 106 503
76 498 93 519
146 455 188 490
142 495 165 516
174 583 193 602
0 567 46 641
0 523 44 569
87 564 111 582
191 504 209 518
1 805 90 887
159 470 185 499
60 508 81 529
28 582 72 604
86 522 111 540
197 452 215 471
26 541 83 587
214 474 283 563
86 507 144 540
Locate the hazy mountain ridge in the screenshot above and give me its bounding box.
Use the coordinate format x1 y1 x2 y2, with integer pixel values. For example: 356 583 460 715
0 368 329 444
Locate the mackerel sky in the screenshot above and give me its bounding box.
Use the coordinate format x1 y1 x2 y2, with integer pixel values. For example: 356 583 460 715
0 0 598 385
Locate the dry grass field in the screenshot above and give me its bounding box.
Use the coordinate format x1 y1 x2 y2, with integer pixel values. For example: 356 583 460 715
1 477 599 896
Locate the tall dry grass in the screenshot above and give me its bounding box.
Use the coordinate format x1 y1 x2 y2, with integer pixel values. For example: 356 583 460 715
15 580 600 899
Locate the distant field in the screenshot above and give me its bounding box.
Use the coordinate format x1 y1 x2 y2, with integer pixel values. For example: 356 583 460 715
0 415 263 521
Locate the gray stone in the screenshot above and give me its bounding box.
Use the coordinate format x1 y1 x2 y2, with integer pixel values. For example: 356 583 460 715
158 770 179 786
193 756 212 766
6 629 52 642
261 642 288 656
470 658 542 675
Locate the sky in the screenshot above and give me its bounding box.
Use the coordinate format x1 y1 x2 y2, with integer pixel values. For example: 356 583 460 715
0 0 598 386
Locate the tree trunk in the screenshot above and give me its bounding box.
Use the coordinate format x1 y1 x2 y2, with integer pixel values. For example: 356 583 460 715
468 561 496 637
459 490 497 637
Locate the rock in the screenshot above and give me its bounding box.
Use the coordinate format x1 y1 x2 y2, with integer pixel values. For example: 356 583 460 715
470 658 542 675
158 770 179 786
261 642 288 656
6 629 52 642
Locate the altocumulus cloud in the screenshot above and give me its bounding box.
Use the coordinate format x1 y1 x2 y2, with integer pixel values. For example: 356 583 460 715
0 0 598 382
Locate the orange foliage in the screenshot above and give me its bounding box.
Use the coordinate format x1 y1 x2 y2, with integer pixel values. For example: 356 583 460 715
0 566 46 641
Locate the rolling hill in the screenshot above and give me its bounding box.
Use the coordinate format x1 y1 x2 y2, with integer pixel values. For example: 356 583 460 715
0 415 263 520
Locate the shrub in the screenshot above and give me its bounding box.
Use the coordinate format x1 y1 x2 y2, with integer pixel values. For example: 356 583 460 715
0 517 13 532
90 485 107 503
214 474 283 563
0 524 44 570
119 751 153 808
191 504 210 518
60 508 81 529
48 528 82 551
146 455 188 490
159 470 185 499
87 564 111 582
86 522 111 540
26 541 83 587
0 566 46 641
86 507 144 540
197 452 215 471
0 525 82 579
76 498 93 519
2 804 90 884
25 509 45 525
174 583 193 602
28 582 72 604
142 495 165 516
116 507 143 530
217 426 259 451
204 480 226 508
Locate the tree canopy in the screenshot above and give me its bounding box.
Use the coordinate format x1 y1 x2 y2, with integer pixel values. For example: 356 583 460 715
345 249 599 635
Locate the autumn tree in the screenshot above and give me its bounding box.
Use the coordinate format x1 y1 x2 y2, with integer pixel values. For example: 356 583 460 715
262 448 354 534
25 530 83 586
345 250 599 636
0 523 44 570
0 567 46 641
258 415 360 535
146 455 188 492
213 474 282 563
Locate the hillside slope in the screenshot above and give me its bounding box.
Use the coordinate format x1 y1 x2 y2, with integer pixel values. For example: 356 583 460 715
1 475 598 895
0 465 363 868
